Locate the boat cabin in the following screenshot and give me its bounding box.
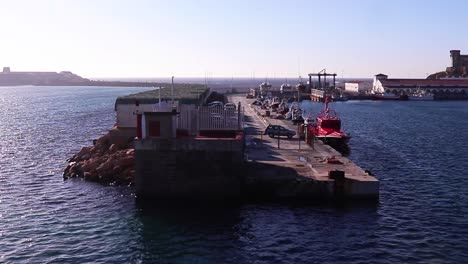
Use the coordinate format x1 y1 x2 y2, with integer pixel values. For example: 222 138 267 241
318 118 341 130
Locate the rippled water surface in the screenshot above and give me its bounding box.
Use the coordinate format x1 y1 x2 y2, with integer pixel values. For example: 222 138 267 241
1 86 467 263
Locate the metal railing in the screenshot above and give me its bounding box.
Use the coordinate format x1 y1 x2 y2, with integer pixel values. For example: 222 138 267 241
197 106 244 131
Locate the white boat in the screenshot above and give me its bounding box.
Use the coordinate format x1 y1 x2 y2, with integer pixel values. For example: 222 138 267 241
408 93 434 101
259 82 272 96
408 88 434 101
280 83 293 94
408 86 434 101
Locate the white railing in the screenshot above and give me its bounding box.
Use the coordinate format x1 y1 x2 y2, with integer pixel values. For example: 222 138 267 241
197 106 243 131
177 109 198 135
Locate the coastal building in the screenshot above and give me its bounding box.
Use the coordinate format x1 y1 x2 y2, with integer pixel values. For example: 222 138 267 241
114 86 209 135
372 73 468 99
371 50 468 100
344 81 372 93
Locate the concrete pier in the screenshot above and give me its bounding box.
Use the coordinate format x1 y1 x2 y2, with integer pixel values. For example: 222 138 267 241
132 90 378 202
229 95 379 200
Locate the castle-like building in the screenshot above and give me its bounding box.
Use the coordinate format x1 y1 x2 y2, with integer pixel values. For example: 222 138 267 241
428 50 468 79
446 50 468 78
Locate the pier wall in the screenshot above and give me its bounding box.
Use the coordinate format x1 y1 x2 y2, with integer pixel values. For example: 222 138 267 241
135 138 244 198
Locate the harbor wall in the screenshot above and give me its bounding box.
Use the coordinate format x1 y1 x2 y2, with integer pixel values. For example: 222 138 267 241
135 138 245 198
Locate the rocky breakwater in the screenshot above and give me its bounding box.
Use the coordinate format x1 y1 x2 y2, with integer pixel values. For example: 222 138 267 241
63 127 136 185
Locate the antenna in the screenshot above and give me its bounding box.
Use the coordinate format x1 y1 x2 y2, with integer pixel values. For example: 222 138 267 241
297 56 301 78
159 86 161 107
230 74 233 90
204 72 207 89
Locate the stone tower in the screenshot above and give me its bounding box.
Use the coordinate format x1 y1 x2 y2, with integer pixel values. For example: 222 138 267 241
450 50 461 69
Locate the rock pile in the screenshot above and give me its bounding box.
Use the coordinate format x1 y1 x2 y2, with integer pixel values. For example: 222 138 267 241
63 129 136 185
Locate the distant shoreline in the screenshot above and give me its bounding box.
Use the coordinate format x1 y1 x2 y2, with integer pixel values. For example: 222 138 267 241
0 80 170 88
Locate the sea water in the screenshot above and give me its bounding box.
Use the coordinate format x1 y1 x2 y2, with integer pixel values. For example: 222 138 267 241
0 86 467 263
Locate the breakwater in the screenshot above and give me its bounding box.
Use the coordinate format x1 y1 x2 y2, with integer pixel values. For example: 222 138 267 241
63 127 135 184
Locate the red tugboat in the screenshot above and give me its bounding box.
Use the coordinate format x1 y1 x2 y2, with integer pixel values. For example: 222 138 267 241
304 96 351 146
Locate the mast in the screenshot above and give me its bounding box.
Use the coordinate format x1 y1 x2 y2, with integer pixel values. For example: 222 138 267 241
324 96 331 119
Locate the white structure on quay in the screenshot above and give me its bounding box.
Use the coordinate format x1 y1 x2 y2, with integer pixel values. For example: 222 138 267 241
344 81 372 93
114 86 244 138
372 73 468 95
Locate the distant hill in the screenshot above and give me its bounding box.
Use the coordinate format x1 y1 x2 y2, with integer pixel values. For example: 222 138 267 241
0 67 89 86
0 67 177 87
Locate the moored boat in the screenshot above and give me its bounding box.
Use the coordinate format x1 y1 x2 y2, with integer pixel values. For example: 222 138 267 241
408 89 434 101
304 96 351 146
259 82 272 97
331 94 349 102
280 83 293 94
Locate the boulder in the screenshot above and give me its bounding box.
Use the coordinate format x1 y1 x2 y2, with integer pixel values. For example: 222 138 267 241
96 134 110 146
96 156 115 174
64 130 137 185
108 144 119 154
82 158 98 172
83 172 98 181
117 155 134 168
112 165 123 175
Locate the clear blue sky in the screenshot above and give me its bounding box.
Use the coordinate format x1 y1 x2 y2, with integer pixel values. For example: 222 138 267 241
0 0 466 78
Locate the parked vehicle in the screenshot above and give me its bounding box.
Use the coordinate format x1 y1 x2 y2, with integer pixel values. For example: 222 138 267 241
264 125 296 139
224 103 236 110
208 101 224 108
251 100 262 106
273 114 285 119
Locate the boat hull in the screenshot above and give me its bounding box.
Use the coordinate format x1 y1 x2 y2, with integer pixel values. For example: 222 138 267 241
316 135 350 144
408 95 434 101
316 136 351 155
372 94 408 101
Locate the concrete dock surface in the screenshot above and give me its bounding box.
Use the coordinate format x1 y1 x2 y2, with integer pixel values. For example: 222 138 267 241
228 95 379 200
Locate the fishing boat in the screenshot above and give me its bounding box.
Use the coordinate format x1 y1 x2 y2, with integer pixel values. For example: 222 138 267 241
280 83 293 95
291 108 304 124
277 101 290 115
295 81 307 93
305 96 351 145
259 82 272 97
331 94 349 102
408 93 434 101
408 87 434 101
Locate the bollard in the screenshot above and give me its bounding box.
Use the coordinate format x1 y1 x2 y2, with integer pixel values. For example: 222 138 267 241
297 124 301 150
329 170 345 198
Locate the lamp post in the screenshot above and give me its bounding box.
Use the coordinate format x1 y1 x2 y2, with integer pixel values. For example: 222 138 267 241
171 76 174 107
158 86 162 109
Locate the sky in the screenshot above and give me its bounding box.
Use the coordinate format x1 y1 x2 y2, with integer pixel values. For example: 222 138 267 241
0 0 466 79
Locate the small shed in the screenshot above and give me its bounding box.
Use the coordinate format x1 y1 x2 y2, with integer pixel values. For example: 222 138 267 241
140 111 178 139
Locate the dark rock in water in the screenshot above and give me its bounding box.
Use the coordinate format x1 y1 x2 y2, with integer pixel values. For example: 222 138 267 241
63 126 136 185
